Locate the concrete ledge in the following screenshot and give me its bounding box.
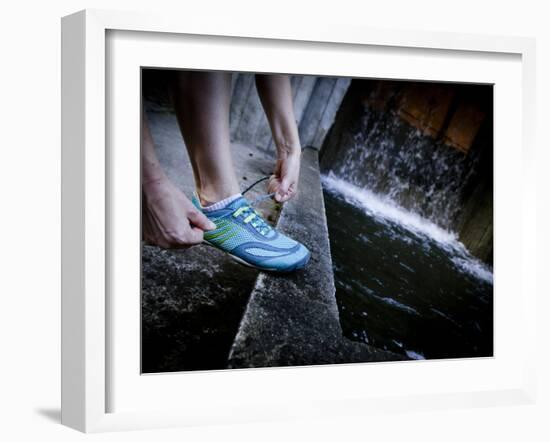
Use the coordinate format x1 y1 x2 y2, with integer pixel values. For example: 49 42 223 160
142 109 282 372
143 106 401 371
228 148 402 368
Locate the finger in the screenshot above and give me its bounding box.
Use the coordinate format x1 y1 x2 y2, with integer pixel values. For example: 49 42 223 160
279 183 298 202
267 174 279 193
187 209 216 231
188 226 206 244
276 192 292 203
268 182 279 196
279 177 290 193
166 230 195 249
275 178 291 201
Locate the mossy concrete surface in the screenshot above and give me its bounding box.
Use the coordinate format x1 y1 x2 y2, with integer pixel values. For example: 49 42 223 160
142 109 281 372
143 105 401 373
227 148 403 368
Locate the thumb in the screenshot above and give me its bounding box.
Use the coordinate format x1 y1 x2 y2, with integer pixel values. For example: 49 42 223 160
187 209 216 231
275 177 290 202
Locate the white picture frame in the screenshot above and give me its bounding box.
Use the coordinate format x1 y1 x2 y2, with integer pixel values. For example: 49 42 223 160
61 9 537 433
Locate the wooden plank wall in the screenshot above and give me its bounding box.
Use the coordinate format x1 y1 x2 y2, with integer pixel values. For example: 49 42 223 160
229 73 350 153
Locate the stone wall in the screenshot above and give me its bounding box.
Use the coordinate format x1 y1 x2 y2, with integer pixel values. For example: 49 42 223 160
142 69 351 155
320 79 494 264
229 73 350 152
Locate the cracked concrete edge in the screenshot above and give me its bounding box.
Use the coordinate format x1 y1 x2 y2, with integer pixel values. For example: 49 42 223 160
227 148 403 368
226 148 337 363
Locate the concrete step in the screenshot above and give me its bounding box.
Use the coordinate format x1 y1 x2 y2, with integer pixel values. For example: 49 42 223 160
142 106 401 372
227 148 403 368
142 109 282 372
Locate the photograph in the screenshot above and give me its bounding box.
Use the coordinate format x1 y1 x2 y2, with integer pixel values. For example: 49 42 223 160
141 69 494 373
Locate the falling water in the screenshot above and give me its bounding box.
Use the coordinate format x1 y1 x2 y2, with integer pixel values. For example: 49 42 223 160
328 106 480 230
321 101 493 360
322 173 493 284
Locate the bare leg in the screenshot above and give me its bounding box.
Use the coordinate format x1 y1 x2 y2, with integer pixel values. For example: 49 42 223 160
171 71 240 205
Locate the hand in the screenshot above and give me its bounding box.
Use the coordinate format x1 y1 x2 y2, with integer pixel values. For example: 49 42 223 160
267 150 301 203
142 177 216 249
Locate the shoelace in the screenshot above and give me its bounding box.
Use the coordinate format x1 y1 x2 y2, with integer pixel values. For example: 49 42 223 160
234 175 276 236
232 205 271 235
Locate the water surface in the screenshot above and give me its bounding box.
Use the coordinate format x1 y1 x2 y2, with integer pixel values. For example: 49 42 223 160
323 174 493 360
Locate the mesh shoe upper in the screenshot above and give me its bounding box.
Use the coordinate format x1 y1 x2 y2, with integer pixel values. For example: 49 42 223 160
192 195 310 271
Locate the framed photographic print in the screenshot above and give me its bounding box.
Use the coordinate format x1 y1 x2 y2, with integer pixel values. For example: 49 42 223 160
61 9 537 432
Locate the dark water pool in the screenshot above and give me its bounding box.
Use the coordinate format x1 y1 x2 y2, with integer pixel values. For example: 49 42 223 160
323 176 493 360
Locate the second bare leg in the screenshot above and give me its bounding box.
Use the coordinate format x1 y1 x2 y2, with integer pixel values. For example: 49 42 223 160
171 71 240 205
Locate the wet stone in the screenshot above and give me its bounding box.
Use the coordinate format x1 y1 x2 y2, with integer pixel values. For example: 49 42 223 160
143 99 401 371
142 105 281 372
227 148 403 368
141 243 259 372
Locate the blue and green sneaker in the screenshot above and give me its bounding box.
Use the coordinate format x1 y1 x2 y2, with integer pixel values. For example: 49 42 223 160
192 194 310 272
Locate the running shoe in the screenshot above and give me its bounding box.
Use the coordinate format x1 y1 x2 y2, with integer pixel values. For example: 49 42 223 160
192 194 310 272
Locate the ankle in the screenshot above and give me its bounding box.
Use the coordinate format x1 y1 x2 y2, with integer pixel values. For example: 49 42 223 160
200 193 242 212
198 186 240 207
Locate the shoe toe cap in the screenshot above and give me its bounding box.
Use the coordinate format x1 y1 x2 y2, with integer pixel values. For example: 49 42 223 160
263 243 310 272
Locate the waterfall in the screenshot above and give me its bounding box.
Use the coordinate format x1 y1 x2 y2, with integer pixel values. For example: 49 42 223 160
321 94 493 281
320 83 494 360
327 105 480 232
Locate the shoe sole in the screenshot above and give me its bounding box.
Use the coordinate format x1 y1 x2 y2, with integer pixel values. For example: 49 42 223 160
202 240 310 273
